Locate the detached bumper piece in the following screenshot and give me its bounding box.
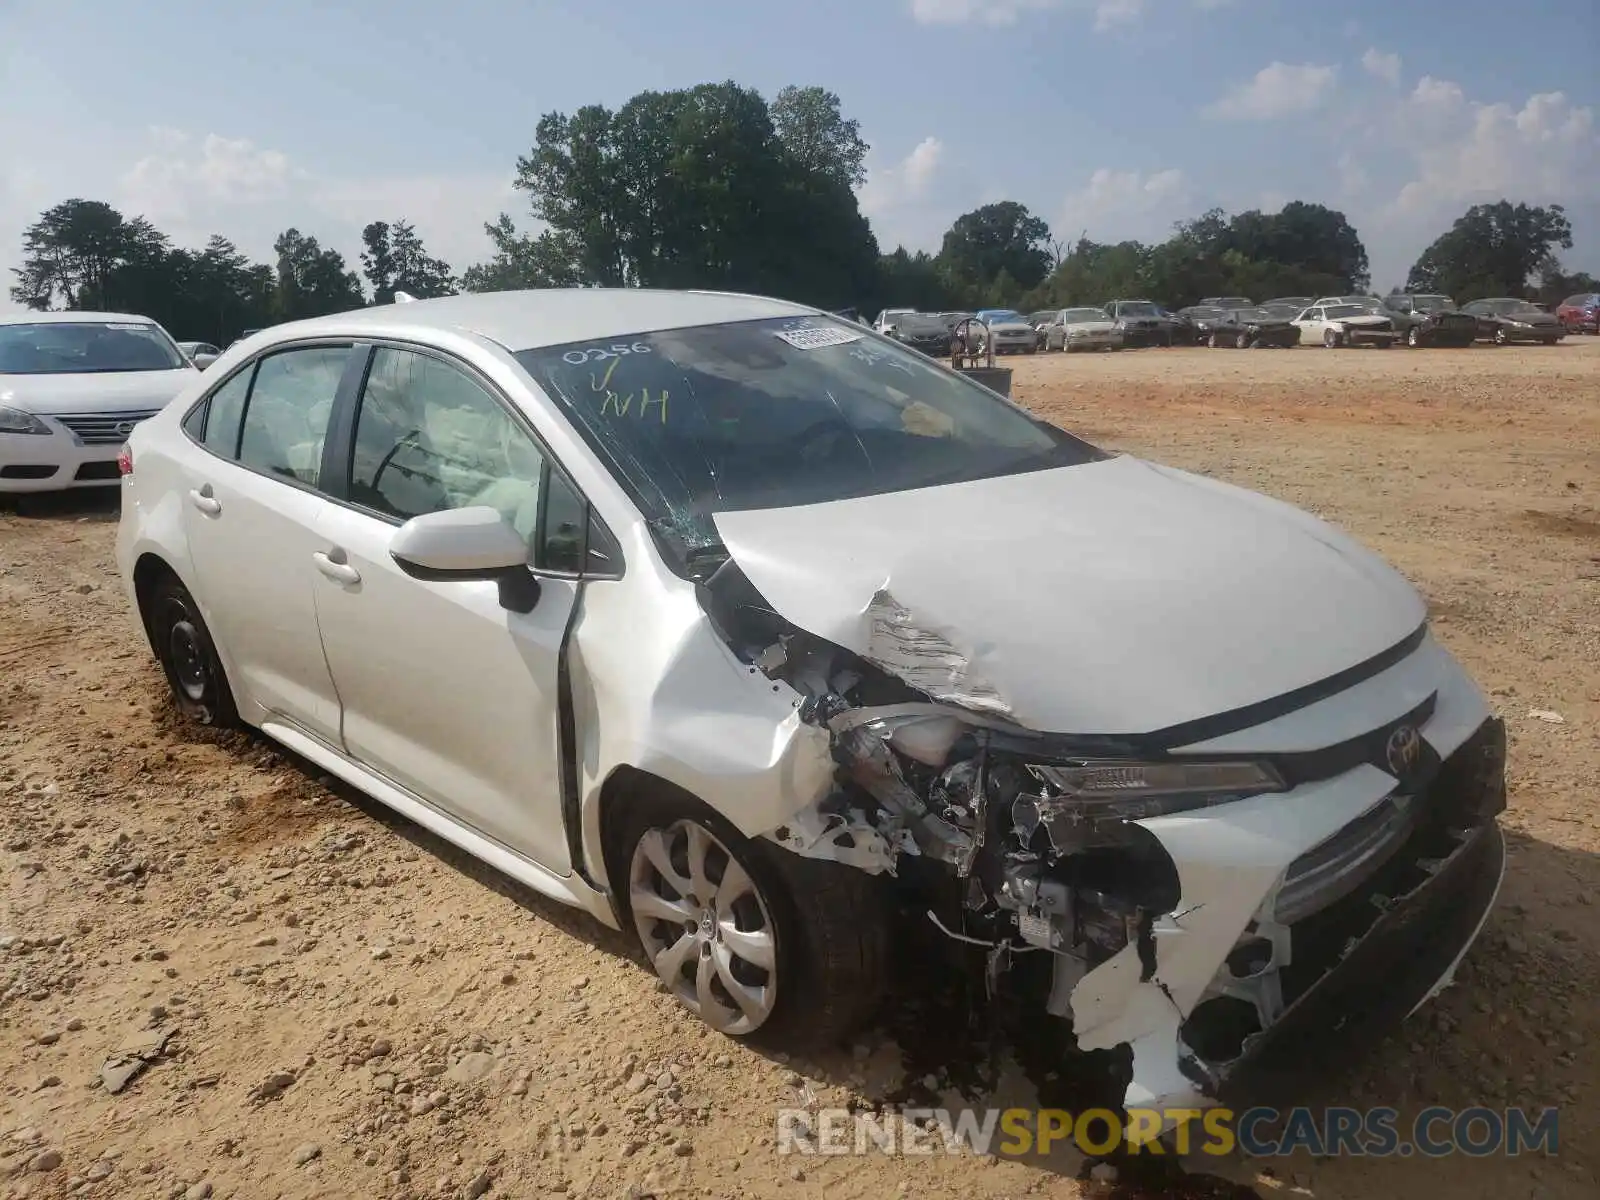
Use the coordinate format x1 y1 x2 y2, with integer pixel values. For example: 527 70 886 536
1181 717 1508 1108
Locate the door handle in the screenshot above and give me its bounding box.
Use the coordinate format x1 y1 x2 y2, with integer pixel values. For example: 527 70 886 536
312 550 361 586
187 485 221 516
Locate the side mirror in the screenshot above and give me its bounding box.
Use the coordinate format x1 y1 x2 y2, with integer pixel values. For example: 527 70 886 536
389 506 541 614
193 354 217 371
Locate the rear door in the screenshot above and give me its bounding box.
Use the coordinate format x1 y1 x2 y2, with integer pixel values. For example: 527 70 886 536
309 343 581 870
176 344 355 741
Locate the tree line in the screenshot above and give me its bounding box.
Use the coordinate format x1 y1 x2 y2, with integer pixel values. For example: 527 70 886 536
9 82 1596 345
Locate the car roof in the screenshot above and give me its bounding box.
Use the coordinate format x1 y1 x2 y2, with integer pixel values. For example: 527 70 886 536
254 288 818 353
0 310 161 326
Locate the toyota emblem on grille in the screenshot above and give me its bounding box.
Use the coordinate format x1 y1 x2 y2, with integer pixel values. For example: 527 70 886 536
115 421 136 436
1385 724 1422 780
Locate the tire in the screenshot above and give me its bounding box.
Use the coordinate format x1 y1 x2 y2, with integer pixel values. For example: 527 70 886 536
616 789 888 1053
1407 326 1422 348
1377 339 1392 349
147 575 239 727
1494 327 1508 346
1542 337 1558 346
1235 331 1251 350
1324 329 1342 349
1207 332 1221 349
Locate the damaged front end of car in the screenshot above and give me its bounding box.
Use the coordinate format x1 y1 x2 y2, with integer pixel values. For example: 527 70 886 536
694 551 1509 1132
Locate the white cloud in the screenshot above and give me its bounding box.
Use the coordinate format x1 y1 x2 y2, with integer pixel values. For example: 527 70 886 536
0 125 517 310
1337 151 1369 197
907 0 1232 28
857 136 952 249
1203 62 1340 121
1056 167 1190 243
1361 47 1401 87
1390 87 1598 218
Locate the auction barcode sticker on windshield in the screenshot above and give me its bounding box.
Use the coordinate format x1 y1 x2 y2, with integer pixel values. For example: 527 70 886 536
773 325 862 351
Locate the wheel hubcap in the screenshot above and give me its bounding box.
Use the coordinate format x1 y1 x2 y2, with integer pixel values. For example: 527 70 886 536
167 617 208 701
629 819 777 1035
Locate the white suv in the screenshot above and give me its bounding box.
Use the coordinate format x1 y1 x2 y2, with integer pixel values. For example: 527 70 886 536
117 290 1507 1123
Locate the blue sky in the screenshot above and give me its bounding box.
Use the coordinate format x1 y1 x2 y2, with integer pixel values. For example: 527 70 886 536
2 0 1596 312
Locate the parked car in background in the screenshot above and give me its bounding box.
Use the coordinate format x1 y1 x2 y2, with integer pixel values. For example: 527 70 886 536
1199 296 1252 309
1039 307 1122 352
973 309 1040 355
1293 302 1399 348
1555 292 1599 334
177 341 222 370
1382 295 1478 348
1206 306 1301 349
1461 298 1565 345
1259 302 1307 321
873 308 917 337
115 288 1509 1120
1177 305 1228 344
1264 296 1314 312
0 311 198 497
887 312 956 357
1102 299 1170 347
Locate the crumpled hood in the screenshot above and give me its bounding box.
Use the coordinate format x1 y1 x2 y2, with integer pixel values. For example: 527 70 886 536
712 456 1426 737
2 369 196 415
1329 314 1393 329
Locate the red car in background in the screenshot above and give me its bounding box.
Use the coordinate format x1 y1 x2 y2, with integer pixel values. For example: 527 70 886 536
1556 293 1599 334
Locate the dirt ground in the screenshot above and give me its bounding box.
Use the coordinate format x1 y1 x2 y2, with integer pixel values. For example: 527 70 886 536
3 338 1597 1200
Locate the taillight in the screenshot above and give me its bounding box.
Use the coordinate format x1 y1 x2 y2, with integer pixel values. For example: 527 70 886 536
117 444 133 476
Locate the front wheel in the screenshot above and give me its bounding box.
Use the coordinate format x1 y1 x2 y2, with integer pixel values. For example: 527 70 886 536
148 576 239 727
1324 329 1343 349
1494 327 1509 346
1235 331 1252 350
1208 332 1221 349
620 794 888 1052
1407 326 1422 348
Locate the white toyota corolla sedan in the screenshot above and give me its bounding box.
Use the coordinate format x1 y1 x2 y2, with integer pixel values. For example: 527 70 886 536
115 290 1507 1121
1 311 198 495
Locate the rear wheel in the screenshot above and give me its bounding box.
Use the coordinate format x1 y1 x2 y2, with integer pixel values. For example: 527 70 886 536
1407 326 1422 348
1324 329 1343 349
618 791 888 1052
1208 332 1221 349
1235 331 1252 349
148 576 239 727
1494 327 1509 346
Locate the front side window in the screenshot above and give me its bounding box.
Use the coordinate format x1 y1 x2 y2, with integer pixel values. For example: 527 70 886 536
515 315 1105 567
348 347 549 548
236 346 348 487
0 321 187 374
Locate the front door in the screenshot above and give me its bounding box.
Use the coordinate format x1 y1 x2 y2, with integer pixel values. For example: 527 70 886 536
178 345 351 742
310 345 576 871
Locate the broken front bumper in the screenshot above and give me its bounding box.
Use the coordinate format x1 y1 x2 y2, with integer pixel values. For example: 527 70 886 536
1063 700 1507 1118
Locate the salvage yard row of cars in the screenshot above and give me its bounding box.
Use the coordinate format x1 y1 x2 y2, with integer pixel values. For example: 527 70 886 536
1 288 1519 1134
876 292 1582 354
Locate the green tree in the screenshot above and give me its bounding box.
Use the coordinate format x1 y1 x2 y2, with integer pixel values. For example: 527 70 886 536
938 202 1053 296
1227 202 1369 293
460 216 584 292
272 229 365 320
1406 202 1573 299
362 219 456 303
10 199 141 309
769 85 869 190
484 81 880 308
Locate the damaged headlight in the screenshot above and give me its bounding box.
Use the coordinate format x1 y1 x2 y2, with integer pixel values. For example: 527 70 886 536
1024 759 1286 821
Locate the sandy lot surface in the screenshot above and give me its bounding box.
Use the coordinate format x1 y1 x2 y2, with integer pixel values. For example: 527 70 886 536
3 339 1597 1200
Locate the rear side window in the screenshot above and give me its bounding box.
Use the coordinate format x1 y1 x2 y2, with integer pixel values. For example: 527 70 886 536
197 367 253 457
237 347 349 487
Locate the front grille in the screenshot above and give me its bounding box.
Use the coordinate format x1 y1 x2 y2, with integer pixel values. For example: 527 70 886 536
54 410 160 445
1274 794 1418 924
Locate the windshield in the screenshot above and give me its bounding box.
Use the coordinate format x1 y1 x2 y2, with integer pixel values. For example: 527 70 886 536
0 320 187 374
515 316 1106 565
977 310 1025 324
1234 307 1275 320
896 314 949 334
1409 295 1453 312
1323 304 1370 318
1500 300 1543 314
1062 308 1109 322
1115 301 1159 316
